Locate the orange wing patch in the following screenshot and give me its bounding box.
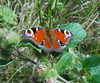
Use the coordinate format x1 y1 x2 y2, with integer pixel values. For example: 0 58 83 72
53 39 60 49
54 30 68 43
33 29 44 43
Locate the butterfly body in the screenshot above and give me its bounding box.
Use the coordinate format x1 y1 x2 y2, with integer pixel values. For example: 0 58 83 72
24 28 73 52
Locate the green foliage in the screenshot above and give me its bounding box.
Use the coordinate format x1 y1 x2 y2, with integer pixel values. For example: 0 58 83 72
55 52 73 74
17 40 42 53
0 6 17 25
67 71 79 80
0 29 20 59
0 0 99 83
47 69 58 78
35 66 58 82
0 28 8 40
90 75 100 83
1 32 20 47
82 56 100 82
82 56 100 69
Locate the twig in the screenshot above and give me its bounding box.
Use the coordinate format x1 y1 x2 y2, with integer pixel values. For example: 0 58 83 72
12 46 37 64
58 75 69 83
86 14 99 30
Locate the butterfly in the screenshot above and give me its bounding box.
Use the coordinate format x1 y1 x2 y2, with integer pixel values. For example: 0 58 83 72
23 27 73 53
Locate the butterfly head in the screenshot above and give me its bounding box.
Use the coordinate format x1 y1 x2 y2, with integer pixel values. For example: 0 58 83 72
24 29 34 38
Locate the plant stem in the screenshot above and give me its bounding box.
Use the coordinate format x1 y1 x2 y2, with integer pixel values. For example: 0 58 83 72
58 75 69 83
12 46 37 64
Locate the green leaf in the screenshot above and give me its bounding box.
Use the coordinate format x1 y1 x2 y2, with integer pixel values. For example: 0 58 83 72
55 52 73 74
0 48 13 59
58 23 86 49
17 39 42 53
0 6 17 25
88 66 100 76
82 56 100 77
73 63 82 71
82 56 100 69
0 59 14 68
47 69 58 78
90 75 100 83
40 59 52 67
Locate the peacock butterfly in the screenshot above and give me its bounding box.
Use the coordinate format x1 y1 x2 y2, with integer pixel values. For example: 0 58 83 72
23 27 73 52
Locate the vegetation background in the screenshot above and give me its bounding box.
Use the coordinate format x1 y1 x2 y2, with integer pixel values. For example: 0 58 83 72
0 0 100 83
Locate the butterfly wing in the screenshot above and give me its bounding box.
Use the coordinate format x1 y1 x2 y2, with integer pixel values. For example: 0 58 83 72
53 29 73 52
24 28 73 53
24 28 44 44
53 29 73 44
24 28 53 52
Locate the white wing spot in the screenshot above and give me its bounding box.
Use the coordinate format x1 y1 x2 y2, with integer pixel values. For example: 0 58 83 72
35 38 37 40
58 29 61 31
36 28 38 31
